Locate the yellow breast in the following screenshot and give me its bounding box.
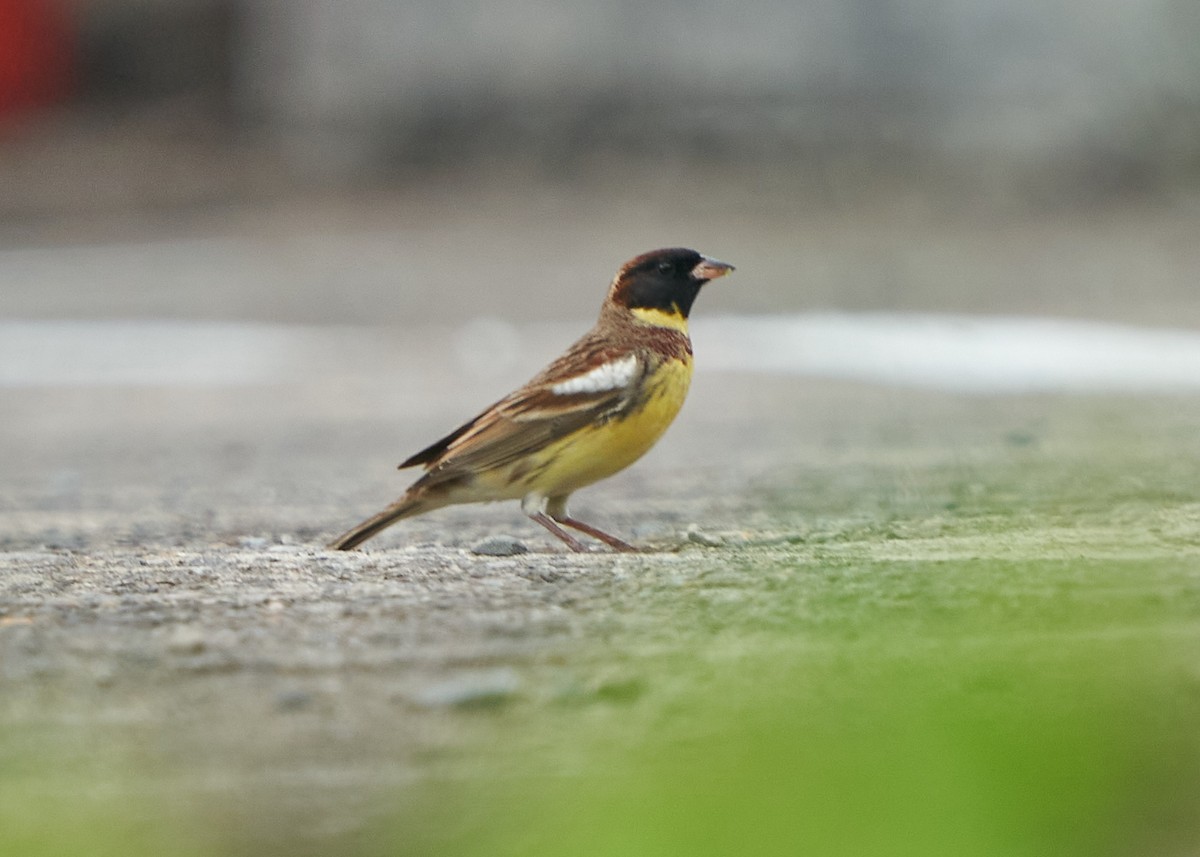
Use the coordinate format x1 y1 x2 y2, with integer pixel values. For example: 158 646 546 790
523 355 693 497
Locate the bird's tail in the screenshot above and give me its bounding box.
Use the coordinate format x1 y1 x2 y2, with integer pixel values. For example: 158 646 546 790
328 493 430 550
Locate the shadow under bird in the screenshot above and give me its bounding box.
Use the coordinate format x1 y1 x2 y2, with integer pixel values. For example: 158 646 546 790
329 247 735 552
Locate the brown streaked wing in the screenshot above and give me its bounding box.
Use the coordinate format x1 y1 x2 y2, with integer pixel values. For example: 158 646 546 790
398 331 629 470
411 383 637 488
409 353 650 488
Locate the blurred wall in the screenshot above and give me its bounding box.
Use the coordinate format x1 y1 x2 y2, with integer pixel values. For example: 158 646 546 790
73 0 235 106
8 0 1200 203
234 0 1200 192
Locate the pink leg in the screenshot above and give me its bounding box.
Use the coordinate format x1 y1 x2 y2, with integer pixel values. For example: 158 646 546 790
528 510 589 552
553 515 639 553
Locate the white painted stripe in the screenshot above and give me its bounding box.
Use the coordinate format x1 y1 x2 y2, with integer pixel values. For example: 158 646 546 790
5 315 1200 393
549 354 639 395
0 320 303 387
696 313 1200 393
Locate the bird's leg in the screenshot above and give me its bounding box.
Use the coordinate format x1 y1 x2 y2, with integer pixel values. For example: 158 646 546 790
553 515 639 552
527 510 589 553
541 495 638 552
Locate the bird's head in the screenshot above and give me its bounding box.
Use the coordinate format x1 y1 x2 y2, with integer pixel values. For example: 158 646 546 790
607 248 734 326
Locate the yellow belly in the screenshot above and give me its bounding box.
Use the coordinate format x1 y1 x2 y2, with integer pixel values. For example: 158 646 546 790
509 356 692 499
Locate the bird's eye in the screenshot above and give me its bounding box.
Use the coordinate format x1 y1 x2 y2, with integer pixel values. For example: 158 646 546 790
657 261 674 275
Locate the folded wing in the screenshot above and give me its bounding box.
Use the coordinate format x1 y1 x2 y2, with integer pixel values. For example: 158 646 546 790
401 339 648 488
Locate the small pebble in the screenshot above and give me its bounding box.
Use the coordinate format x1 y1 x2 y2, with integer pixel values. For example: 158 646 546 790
1006 430 1038 447
686 525 725 548
593 676 646 703
630 521 673 540
167 625 207 655
412 668 521 709
471 535 529 556
91 666 117 688
276 689 315 712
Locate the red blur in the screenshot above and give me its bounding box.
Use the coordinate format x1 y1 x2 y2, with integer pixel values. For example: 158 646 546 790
0 0 74 119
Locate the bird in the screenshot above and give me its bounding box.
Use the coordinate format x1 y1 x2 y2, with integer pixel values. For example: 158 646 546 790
328 247 734 552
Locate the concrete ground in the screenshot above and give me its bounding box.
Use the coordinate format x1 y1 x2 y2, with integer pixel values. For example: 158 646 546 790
3 179 1200 847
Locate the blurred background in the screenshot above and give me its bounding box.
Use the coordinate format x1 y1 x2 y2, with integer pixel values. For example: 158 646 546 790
3 0 1200 329
5 0 1200 534
6 5 1200 854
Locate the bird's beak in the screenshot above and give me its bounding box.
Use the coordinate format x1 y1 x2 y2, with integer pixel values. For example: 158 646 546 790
691 256 735 282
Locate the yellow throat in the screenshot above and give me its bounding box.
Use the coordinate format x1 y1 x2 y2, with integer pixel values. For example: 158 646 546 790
630 305 690 333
